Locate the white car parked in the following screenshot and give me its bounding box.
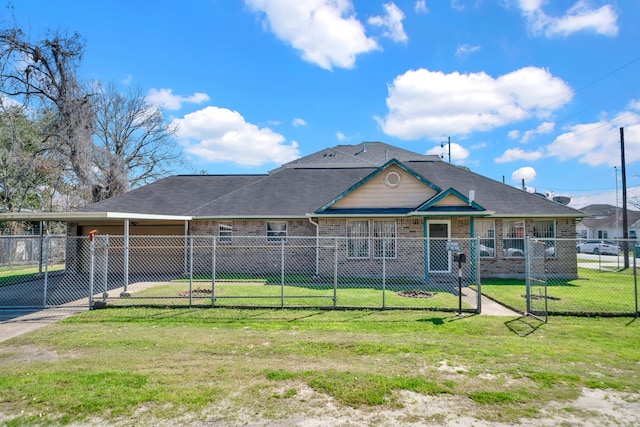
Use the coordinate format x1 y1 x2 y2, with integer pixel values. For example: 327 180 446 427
576 240 620 256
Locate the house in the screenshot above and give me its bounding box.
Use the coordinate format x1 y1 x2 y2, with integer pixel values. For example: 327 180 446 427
576 204 640 240
1 142 587 280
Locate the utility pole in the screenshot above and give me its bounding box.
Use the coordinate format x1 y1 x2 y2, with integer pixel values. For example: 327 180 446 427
615 166 619 238
441 136 451 163
620 127 629 268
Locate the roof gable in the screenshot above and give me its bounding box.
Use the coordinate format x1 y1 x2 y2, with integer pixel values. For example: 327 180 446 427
316 159 440 213
416 188 486 213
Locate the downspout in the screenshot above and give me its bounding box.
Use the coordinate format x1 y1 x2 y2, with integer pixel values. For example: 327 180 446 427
308 216 320 276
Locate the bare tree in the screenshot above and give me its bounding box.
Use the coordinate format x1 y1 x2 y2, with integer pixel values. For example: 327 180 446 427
0 25 95 204
0 102 60 212
91 83 182 201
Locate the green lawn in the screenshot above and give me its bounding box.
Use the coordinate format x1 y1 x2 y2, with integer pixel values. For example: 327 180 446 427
0 264 65 286
112 282 468 310
478 267 639 315
0 308 638 426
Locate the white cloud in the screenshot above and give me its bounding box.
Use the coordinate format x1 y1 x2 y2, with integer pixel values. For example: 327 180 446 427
173 106 300 166
628 99 640 111
245 0 378 70
455 43 481 59
495 147 544 163
508 129 521 139
336 131 347 141
368 2 408 43
569 186 640 209
415 0 429 14
517 0 619 37
0 95 21 108
545 112 640 166
292 117 307 127
451 0 465 11
425 142 469 162
146 88 210 110
519 121 555 143
377 67 572 140
511 166 537 184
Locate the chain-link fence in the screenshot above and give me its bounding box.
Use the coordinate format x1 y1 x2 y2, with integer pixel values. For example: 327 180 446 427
0 235 638 316
0 235 90 309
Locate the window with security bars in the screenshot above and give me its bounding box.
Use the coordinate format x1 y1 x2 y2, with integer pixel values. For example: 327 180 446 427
373 220 396 259
346 220 369 258
503 220 525 257
218 221 232 243
476 220 495 258
532 219 556 258
266 221 287 242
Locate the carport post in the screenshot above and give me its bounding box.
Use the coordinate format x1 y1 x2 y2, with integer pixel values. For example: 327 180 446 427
123 219 130 293
89 237 95 309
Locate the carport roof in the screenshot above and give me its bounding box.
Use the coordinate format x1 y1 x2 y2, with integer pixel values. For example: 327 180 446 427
0 211 192 222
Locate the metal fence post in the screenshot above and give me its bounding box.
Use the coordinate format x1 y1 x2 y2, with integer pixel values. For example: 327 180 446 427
634 253 638 318
281 238 285 308
524 236 530 316
189 236 193 307
89 238 95 310
333 238 338 308
476 236 482 314
42 234 51 307
382 239 386 309
103 235 109 301
211 236 216 307
123 221 130 294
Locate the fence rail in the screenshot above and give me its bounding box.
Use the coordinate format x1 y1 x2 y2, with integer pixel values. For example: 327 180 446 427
0 235 638 317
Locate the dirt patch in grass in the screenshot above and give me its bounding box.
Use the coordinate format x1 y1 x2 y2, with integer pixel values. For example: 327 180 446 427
398 290 436 298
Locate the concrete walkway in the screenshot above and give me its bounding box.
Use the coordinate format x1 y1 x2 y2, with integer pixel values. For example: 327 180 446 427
462 288 521 317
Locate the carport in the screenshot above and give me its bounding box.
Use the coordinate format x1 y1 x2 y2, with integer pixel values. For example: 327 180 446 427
0 211 192 294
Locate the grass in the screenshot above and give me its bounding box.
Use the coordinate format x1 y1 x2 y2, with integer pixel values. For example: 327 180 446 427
0 264 65 287
111 282 467 309
0 308 638 425
478 267 639 315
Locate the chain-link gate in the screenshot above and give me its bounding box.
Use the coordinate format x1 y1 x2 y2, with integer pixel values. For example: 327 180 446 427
526 238 548 322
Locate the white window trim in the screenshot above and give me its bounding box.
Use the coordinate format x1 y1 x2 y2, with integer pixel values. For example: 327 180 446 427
218 221 232 243
373 220 397 259
266 221 287 243
346 220 370 259
503 220 525 258
532 219 556 258
477 219 496 258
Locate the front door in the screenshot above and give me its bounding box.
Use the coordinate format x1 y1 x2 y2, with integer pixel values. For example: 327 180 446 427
428 221 450 272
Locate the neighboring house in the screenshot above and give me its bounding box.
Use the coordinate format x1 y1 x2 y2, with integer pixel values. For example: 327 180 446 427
576 204 640 240
1 142 587 280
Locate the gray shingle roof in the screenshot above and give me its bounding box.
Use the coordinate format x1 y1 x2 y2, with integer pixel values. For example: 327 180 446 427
79 175 264 216
406 161 582 216
80 143 586 219
275 141 438 170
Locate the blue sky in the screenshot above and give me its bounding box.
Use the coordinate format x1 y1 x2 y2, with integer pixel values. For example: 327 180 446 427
9 0 640 208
